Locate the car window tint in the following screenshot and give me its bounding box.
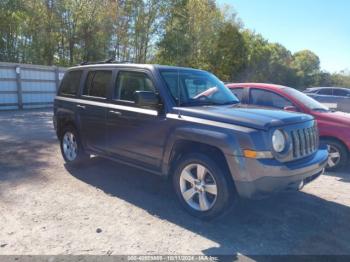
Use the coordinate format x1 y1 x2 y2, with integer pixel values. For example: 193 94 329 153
230 88 244 101
116 71 155 102
250 89 292 109
59 70 82 96
83 71 111 98
184 78 215 98
317 89 333 95
333 89 348 97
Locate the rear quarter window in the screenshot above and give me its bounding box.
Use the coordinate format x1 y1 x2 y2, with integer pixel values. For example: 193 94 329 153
58 71 82 96
59 70 82 96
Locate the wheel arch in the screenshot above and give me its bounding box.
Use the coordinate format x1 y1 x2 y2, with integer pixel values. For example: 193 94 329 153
320 136 349 152
161 127 239 184
56 115 78 139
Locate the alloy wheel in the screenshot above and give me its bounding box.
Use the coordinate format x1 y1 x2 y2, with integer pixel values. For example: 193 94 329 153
179 163 218 211
63 131 78 161
327 144 341 168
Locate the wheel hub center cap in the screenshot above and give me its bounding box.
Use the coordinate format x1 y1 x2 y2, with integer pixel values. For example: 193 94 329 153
194 181 204 192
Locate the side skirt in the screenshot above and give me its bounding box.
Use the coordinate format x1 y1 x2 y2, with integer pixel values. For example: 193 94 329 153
86 150 165 177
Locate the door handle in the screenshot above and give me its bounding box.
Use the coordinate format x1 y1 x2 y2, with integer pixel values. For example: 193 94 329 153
109 110 122 116
76 104 86 109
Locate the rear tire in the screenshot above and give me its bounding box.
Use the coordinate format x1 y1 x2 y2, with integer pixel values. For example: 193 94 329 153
172 153 235 220
60 125 89 166
321 138 348 171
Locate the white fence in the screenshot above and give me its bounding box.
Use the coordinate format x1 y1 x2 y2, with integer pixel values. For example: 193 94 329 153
0 62 66 110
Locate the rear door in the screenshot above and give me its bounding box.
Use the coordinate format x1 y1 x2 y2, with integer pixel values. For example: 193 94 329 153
78 69 113 153
106 69 168 170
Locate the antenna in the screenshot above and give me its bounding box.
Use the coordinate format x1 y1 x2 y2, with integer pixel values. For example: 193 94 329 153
177 66 181 117
175 11 184 118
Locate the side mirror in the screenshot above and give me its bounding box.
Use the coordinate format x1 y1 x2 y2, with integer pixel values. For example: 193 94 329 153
284 105 299 112
134 91 160 109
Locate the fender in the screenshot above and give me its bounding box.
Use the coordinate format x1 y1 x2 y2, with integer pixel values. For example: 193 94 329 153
161 126 243 175
54 99 82 139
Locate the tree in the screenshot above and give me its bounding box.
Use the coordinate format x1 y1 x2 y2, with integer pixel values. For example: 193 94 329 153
291 50 320 87
110 0 168 63
267 43 296 86
156 0 196 66
330 71 350 87
0 0 348 89
209 22 246 81
238 30 273 82
0 0 29 62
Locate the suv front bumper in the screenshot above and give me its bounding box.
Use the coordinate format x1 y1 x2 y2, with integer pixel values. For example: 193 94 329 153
230 148 328 199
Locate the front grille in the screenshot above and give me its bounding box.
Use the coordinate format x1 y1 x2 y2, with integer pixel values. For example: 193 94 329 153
291 126 318 159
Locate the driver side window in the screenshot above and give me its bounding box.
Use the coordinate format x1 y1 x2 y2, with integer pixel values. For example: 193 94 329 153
115 71 155 102
250 89 293 109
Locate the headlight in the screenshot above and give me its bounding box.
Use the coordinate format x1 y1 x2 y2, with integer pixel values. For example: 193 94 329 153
272 129 286 153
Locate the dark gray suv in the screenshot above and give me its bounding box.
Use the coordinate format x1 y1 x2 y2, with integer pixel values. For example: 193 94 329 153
53 63 328 219
304 87 350 113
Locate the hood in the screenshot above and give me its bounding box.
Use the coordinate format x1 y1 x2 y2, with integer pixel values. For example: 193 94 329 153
176 105 314 130
315 111 350 126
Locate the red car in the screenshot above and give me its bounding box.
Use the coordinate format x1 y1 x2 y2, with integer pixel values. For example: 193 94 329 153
227 83 350 171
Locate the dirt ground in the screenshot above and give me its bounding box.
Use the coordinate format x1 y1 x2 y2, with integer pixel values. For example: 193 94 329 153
0 109 349 256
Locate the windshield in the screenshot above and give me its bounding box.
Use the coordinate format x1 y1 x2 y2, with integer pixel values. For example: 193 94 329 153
283 87 329 111
160 69 239 106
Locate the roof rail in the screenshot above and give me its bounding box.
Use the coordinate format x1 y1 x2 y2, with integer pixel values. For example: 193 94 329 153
78 58 136 66
79 58 115 66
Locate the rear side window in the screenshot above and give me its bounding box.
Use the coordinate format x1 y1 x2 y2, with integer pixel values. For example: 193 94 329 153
83 70 111 98
333 89 348 97
230 88 244 101
317 89 333 95
59 71 82 96
250 89 292 109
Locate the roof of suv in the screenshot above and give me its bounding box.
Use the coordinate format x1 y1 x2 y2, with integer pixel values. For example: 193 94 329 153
68 63 203 72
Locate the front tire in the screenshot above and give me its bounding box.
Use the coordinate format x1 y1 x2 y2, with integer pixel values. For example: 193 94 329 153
172 153 235 220
60 125 89 166
321 138 348 171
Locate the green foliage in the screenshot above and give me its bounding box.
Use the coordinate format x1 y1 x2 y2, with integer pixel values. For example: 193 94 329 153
330 71 350 87
209 22 246 81
0 0 349 88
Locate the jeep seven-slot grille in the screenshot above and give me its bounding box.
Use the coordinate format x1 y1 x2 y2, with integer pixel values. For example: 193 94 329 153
291 126 318 159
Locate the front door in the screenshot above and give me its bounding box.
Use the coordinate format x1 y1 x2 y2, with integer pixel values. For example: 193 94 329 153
106 70 168 170
248 88 294 109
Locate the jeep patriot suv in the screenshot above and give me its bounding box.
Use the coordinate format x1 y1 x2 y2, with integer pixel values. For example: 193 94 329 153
54 63 328 219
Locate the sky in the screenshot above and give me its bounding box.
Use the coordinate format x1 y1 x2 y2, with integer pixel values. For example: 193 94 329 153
217 0 350 73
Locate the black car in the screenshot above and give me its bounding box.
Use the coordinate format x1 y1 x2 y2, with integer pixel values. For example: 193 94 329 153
53 63 328 219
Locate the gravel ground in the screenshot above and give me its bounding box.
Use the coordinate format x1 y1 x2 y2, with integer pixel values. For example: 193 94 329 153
0 109 349 256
